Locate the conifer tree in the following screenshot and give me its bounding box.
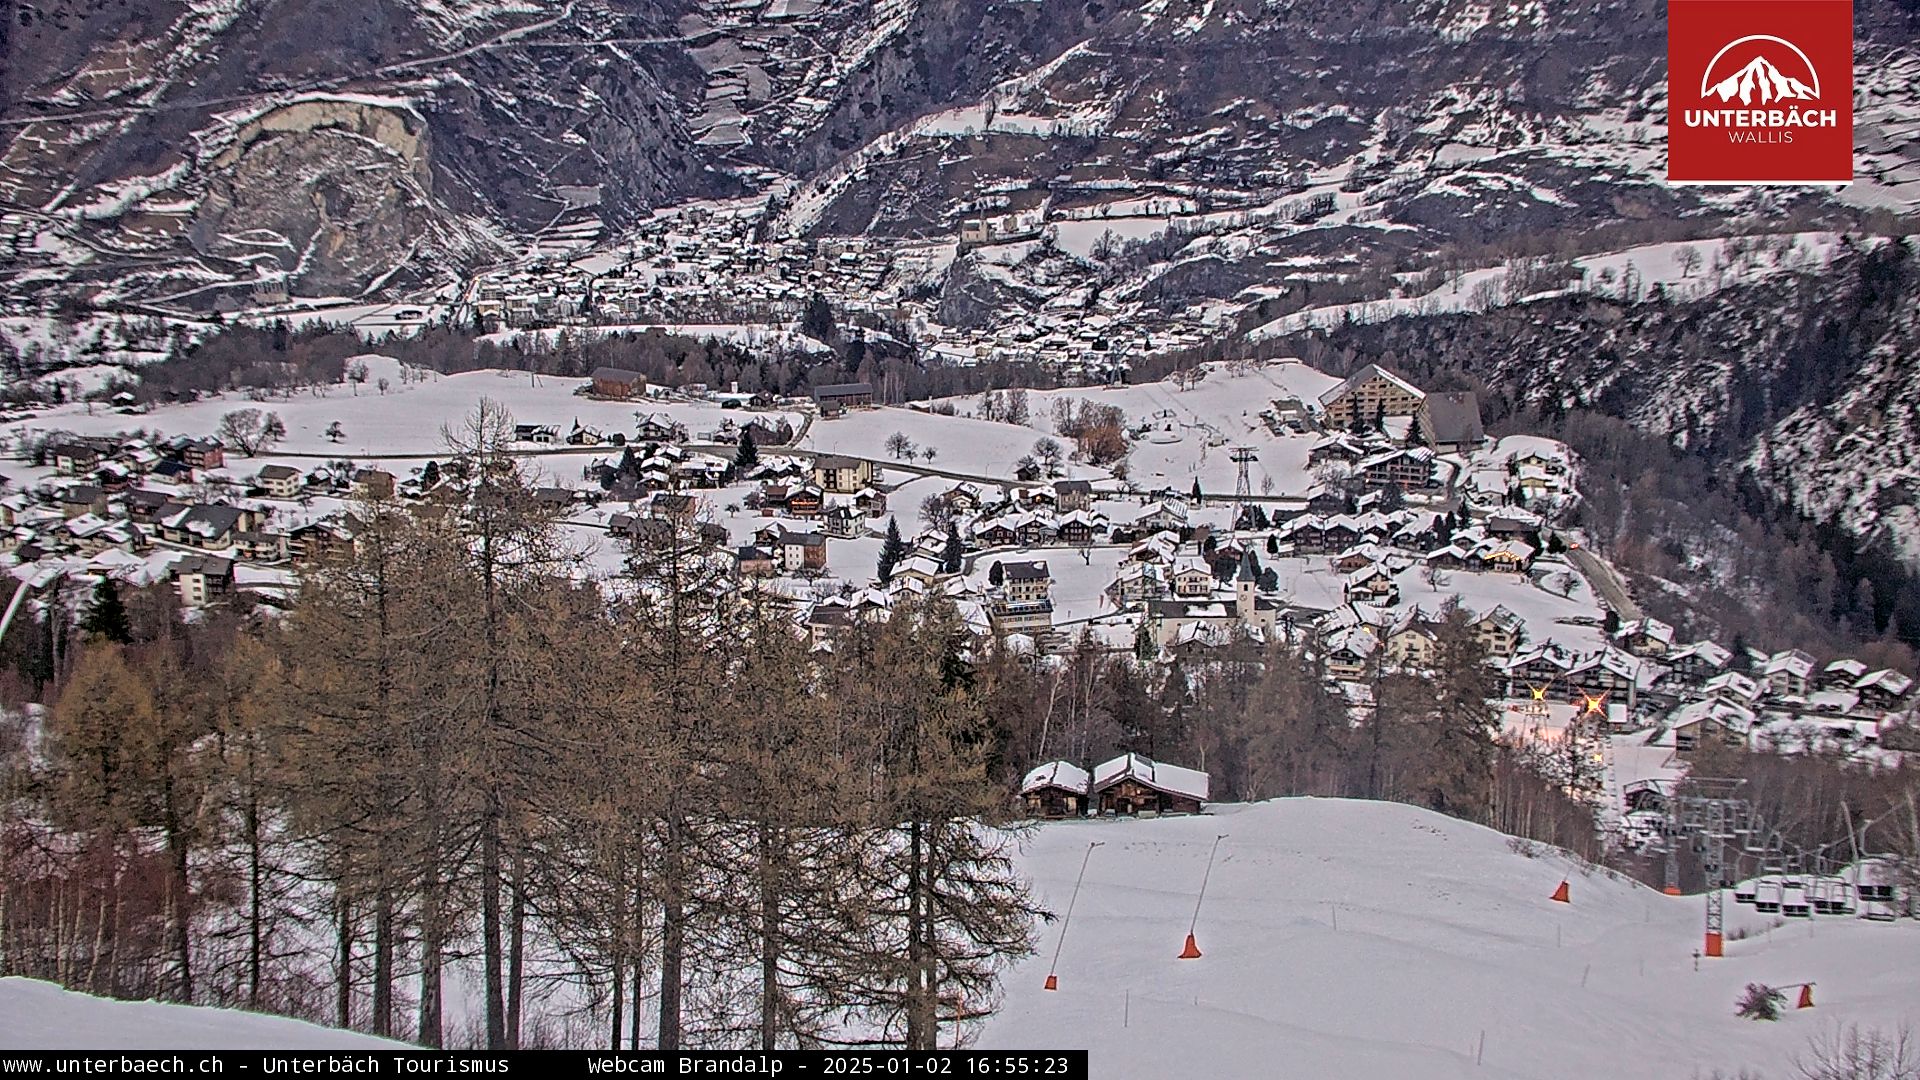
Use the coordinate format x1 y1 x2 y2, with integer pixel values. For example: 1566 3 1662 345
878 517 909 583
81 576 132 645
941 521 964 575
736 428 759 470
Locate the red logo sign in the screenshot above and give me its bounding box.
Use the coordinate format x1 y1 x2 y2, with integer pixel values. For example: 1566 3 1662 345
1668 0 1853 185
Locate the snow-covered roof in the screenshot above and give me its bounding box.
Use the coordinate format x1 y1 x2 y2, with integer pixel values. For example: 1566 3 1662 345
1022 760 1091 795
1763 649 1815 678
1704 671 1762 701
1317 363 1425 407
1668 640 1732 668
1093 752 1209 802
1855 669 1913 696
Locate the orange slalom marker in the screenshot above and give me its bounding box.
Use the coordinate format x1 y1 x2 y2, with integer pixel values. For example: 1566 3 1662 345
1551 880 1570 903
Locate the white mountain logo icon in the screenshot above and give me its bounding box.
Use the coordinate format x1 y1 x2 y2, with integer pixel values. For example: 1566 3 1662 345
1699 35 1822 104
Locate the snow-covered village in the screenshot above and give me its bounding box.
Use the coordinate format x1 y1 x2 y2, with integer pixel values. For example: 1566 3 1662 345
3 338 1919 1074
5 0 1920 1075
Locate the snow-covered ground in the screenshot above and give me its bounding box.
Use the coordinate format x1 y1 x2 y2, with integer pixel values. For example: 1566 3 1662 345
1 361 802 459
0 977 405 1050
11 798 1915 1073
990 799 1920 1079
805 360 1339 493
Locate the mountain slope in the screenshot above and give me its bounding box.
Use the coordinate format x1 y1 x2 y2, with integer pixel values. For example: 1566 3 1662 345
2 0 1915 312
989 800 1920 1079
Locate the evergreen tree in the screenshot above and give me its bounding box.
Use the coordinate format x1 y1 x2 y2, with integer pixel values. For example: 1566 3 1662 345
941 521 964 575
1133 619 1156 663
1191 478 1203 506
801 293 837 342
878 517 909 583
989 560 1004 587
1419 602 1500 818
80 576 132 644
735 428 759 470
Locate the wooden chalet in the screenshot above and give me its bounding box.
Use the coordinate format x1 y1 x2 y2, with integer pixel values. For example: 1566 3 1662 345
1093 753 1209 816
1020 761 1091 819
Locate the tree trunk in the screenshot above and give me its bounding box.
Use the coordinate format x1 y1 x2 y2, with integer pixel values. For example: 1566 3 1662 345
507 856 525 1049
481 815 506 1049
372 873 395 1039
476 510 509 1053
163 774 193 1003
246 786 263 1009
759 821 779 1051
609 847 626 1051
658 815 684 1052
335 894 354 1030
418 872 444 1048
906 819 934 1050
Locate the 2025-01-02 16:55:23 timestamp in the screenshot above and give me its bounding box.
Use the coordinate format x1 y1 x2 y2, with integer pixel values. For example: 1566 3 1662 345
816 1054 1081 1076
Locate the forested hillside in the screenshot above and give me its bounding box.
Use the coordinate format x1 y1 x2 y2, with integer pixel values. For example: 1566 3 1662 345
1278 239 1920 665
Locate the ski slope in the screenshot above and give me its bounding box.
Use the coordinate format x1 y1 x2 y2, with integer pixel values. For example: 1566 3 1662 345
990 799 1920 1079
0 977 406 1050
6 800 1916 1070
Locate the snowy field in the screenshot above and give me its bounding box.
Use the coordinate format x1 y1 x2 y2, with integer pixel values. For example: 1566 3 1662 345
0 359 802 459
991 799 1920 1079
804 360 1341 494
0 977 404 1050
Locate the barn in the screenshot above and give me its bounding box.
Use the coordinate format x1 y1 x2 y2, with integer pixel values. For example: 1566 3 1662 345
813 382 875 415
590 367 649 400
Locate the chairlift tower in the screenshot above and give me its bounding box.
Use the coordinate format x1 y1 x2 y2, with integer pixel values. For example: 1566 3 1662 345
1231 447 1257 519
1655 778 1756 957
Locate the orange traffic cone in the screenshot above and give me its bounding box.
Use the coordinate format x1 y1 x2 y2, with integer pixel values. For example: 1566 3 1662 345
1550 880 1570 903
1663 885 1683 896
1043 973 1058 991
1178 933 1202 959
1797 983 1815 1009
1704 932 1723 958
